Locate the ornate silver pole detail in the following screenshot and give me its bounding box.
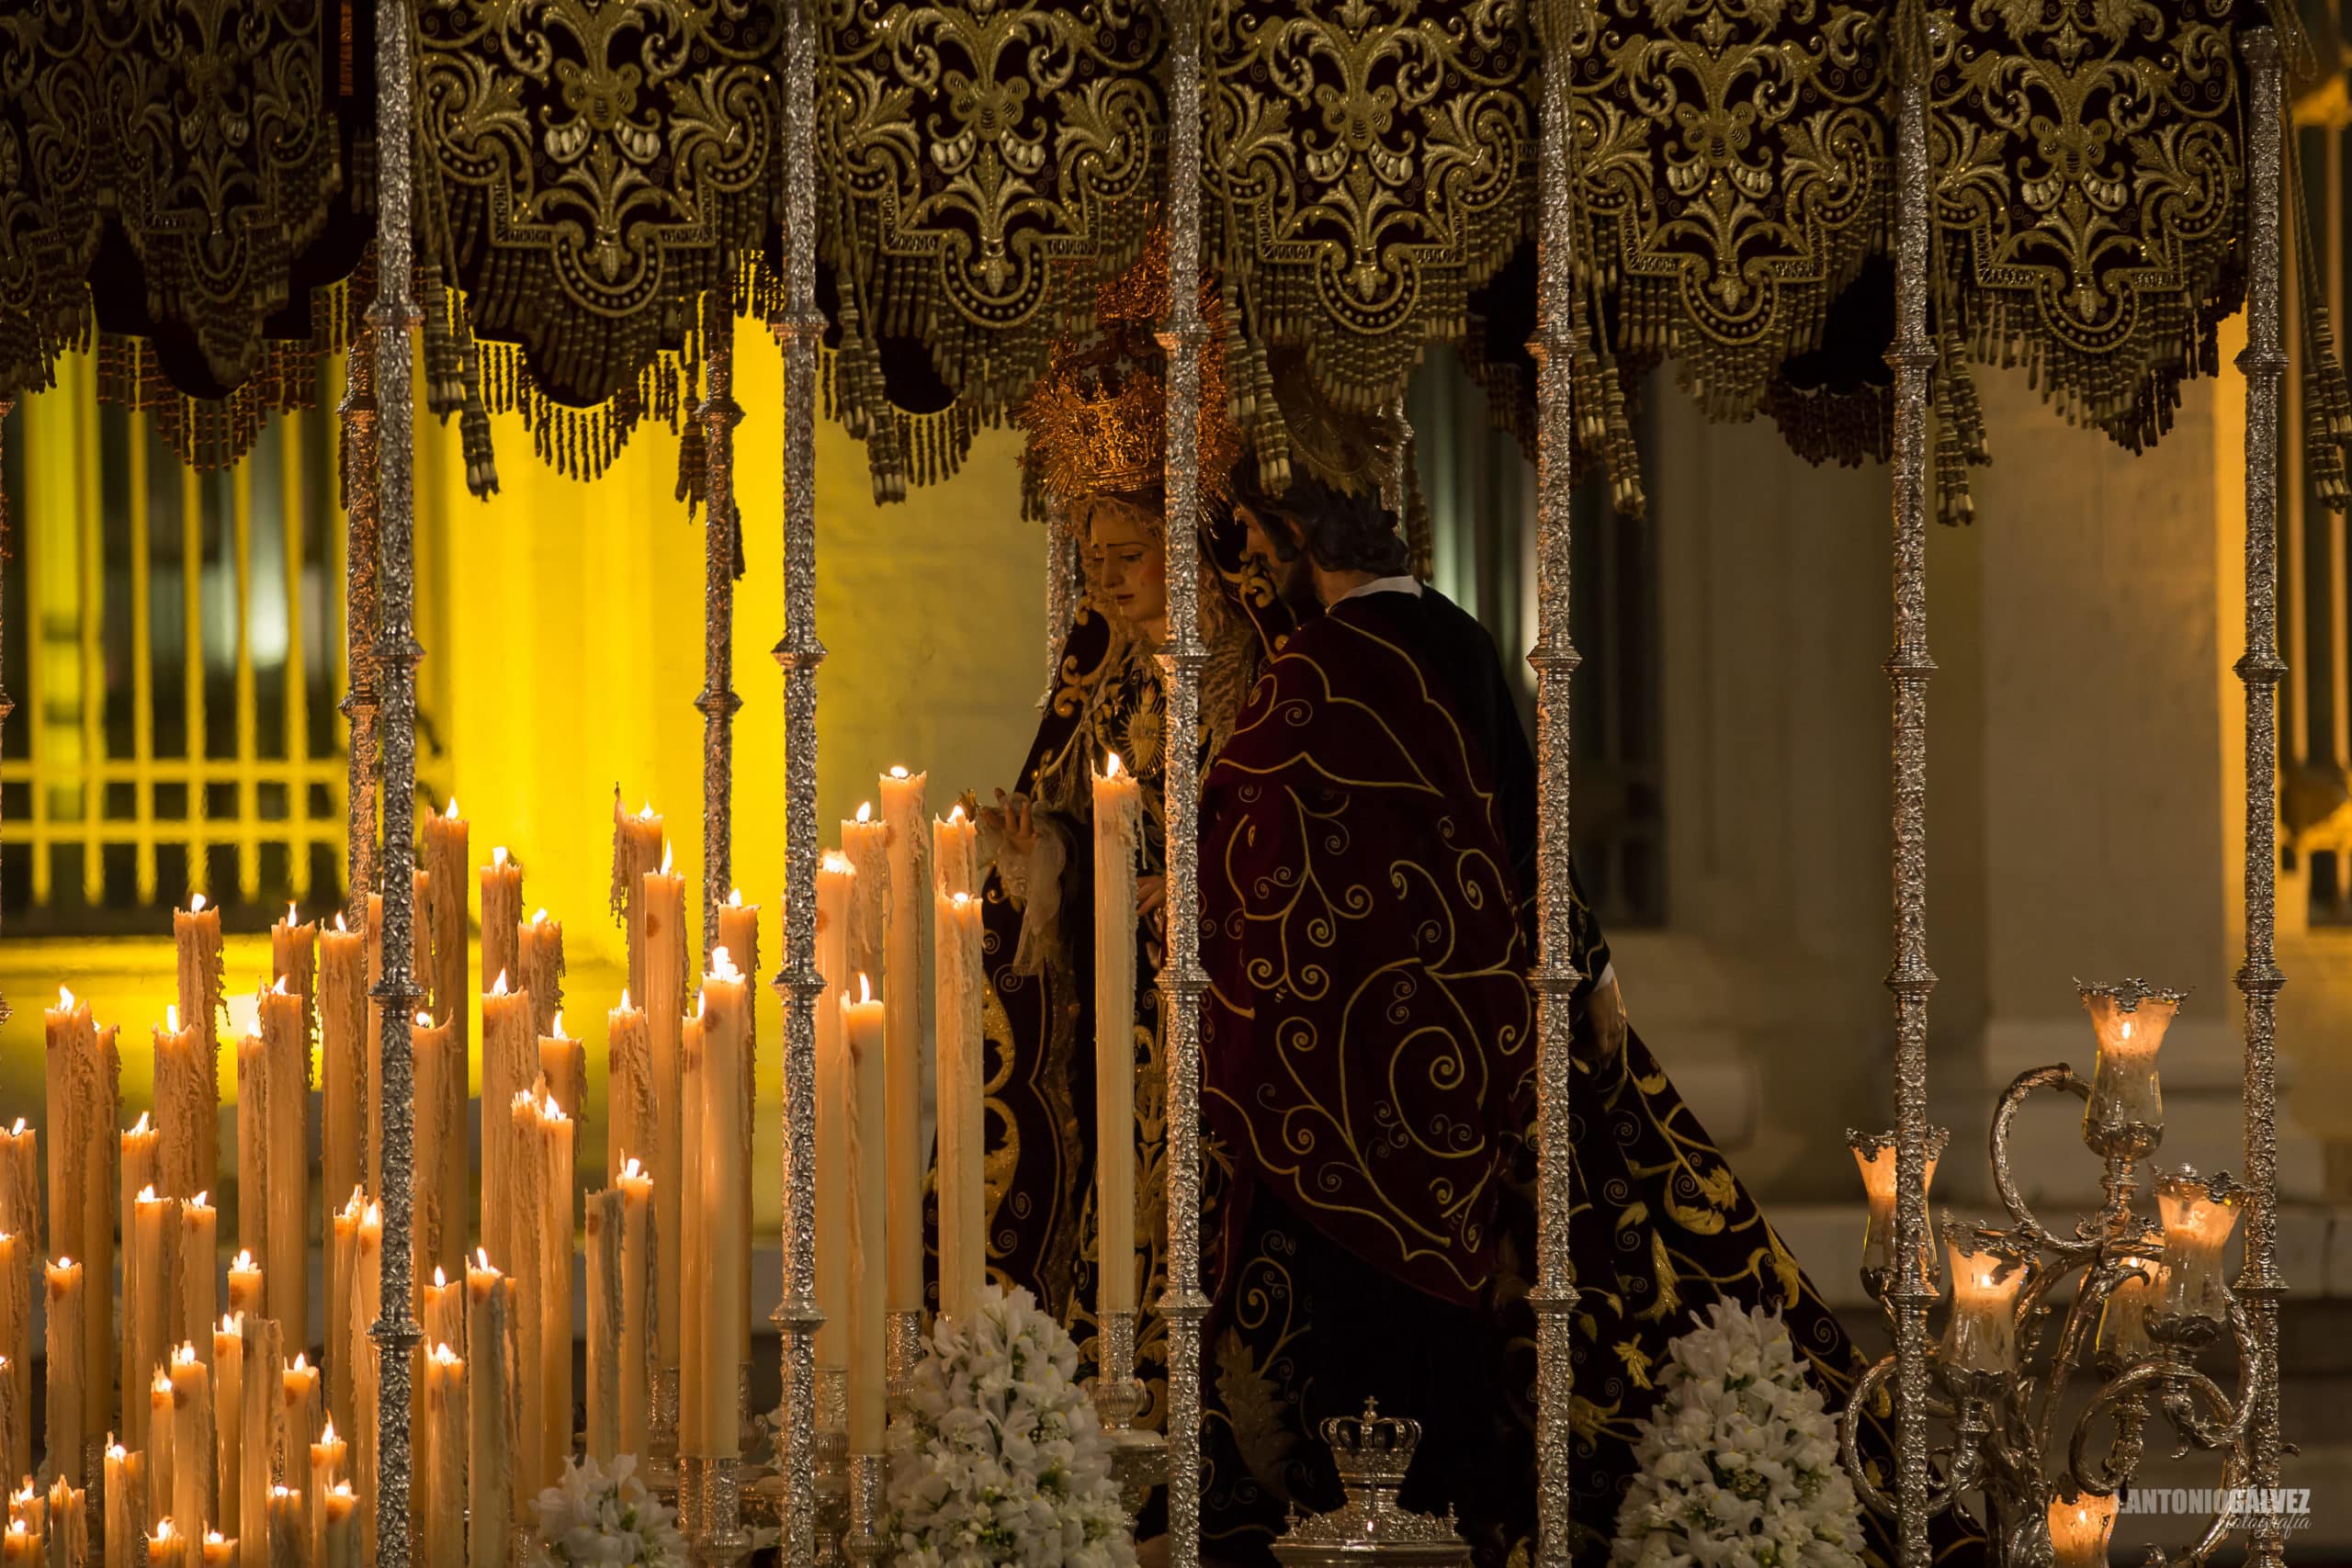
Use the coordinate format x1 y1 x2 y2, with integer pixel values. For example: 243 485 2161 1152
702 284 745 967
1883 15 1939 1568
342 323 383 929
770 5 829 1566
2234 28 2290 1568
1046 498 1079 693
1526 6 1582 1563
0 394 12 1024
369 0 426 1562
1156 1 1210 1562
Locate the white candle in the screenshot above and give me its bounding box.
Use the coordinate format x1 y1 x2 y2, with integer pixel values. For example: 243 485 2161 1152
171 896 225 1203
842 979 888 1453
214 1315 243 1542
169 1344 212 1541
481 847 526 1006
643 844 689 1384
43 1260 84 1488
413 1009 466 1289
815 852 855 1382
689 956 750 1459
840 805 889 979
319 917 367 1283
465 1257 513 1568
614 1165 654 1463
1092 754 1142 1314
934 891 986 1320
518 908 567 1043
933 805 979 898
480 976 537 1270
45 988 119 1432
422 1345 465 1568
879 767 929 1315
584 1190 624 1464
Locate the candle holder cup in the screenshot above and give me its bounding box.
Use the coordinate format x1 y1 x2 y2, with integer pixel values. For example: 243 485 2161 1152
648 1365 683 1500
687 1456 753 1568
842 1451 888 1568
883 1312 922 1416
1086 1309 1167 1515
2077 979 2181 1162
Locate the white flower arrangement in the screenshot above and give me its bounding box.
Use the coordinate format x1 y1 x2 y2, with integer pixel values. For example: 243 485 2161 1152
527 1453 689 1568
1611 1300 1867 1568
886 1284 1138 1568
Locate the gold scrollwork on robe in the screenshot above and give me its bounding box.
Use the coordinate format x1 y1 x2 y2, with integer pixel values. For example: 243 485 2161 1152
0 1 99 400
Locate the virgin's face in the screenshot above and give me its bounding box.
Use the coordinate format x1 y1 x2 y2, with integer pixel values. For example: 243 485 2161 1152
1086 497 1168 629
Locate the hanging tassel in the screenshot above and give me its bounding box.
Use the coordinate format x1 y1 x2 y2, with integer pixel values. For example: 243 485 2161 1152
2292 137 2352 512
1930 325 1985 526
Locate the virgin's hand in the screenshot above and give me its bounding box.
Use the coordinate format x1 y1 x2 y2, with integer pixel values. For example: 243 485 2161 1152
985 789 1037 857
1576 972 1627 1066
1136 874 1167 919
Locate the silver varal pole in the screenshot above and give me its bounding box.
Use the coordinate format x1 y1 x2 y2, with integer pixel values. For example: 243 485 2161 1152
340 327 382 931
1884 14 1939 1568
771 2 830 1566
2235 27 2291 1568
1157 0 1211 1562
369 0 426 1560
1527 1 1581 1562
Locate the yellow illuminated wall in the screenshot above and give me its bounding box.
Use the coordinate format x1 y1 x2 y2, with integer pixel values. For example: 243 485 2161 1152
0 343 1046 1240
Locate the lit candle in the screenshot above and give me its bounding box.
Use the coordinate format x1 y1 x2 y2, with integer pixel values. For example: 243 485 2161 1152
258 980 309 1355
933 803 979 898
481 847 526 1005
879 766 929 1317
643 843 688 1390
614 1163 653 1462
1092 753 1142 1314
585 1190 624 1463
421 1268 464 1363
843 978 888 1452
605 993 653 1205
2 1519 37 1568
347 1204 379 1552
272 904 320 1063
149 1521 187 1568
412 1010 465 1286
481 973 537 1270
122 1110 161 1261
306 1420 345 1563
176 1192 218 1372
128 1188 177 1451
149 1370 176 1523
2152 1166 2245 1331
718 889 761 1367
235 1028 271 1330
0 1123 34 1247
1847 1127 1947 1292
935 890 986 1320
0 1233 20 1482
213 1316 243 1540
2096 1254 2159 1367
518 908 566 1044
511 1088 573 1494
266 1487 306 1568
169 1343 213 1540
320 916 367 1244
43 1260 84 1486
2047 1490 2118 1568
2080 980 2178 1157
242 1316 282 1568
105 1445 140 1568
326 1190 357 1445
122 1115 161 1425
423 795 469 1039
815 852 855 1385
319 1486 356 1568
422 1344 465 1568
279 1353 320 1493
613 795 666 1006
537 1011 586 1148
45 987 119 1431
689 954 751 1458
465 1257 513 1568
1938 1222 2029 1379
204 1529 237 1568
228 1249 264 1322
840 804 889 979
172 893 225 1202
5 1483 37 1541
679 1008 707 1454
47 1480 85 1568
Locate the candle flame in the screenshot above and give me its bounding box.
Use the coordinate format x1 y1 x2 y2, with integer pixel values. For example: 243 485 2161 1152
639 801 656 820
890 764 910 779
153 1371 174 1396
290 1353 310 1372
476 1247 494 1272
108 1443 128 1462
532 908 548 926
341 1189 366 1220
618 987 632 1010
446 796 461 819
551 1010 567 1038
432 1267 447 1289
190 1191 209 1209
537 1093 568 1126
856 801 873 824
711 946 742 983
271 975 289 995
728 886 743 907
330 1483 356 1503
334 912 349 933
191 893 207 913
823 850 854 874
491 969 510 998
431 1342 460 1367
166 1004 181 1032
856 973 874 1007
319 1417 338 1445
362 1201 380 1225
953 891 973 909
493 845 509 868
272 1486 296 1501
6 1121 20 1136
621 1156 646 1181
208 1532 228 1548
232 1249 256 1271
58 985 74 1009
130 1111 152 1134
9 1484 28 1505
1106 752 1123 779
413 1011 433 1028
220 1313 239 1334
6 1522 24 1539
660 840 673 874
138 1185 158 1203
287 902 299 925
173 1342 199 1367
950 803 967 824
154 1521 177 1543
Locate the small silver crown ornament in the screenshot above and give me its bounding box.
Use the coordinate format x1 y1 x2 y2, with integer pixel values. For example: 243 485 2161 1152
1270 1401 1475 1568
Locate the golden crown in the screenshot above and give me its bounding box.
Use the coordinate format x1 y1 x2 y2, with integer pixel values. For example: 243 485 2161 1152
1017 229 1241 515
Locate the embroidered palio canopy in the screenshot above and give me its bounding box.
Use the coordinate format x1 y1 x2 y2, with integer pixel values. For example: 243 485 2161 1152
1 0 2339 515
